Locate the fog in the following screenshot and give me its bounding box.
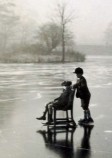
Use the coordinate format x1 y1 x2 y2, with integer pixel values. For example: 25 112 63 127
0 0 112 63
15 0 112 45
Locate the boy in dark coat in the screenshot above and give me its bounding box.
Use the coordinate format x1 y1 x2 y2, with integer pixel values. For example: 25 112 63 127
73 67 94 123
36 81 72 123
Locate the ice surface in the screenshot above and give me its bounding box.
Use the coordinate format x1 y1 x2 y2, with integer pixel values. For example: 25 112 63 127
0 56 112 158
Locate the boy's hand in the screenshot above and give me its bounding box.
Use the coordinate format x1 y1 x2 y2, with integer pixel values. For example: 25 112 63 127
76 79 80 84
47 101 53 105
54 98 58 101
73 84 77 89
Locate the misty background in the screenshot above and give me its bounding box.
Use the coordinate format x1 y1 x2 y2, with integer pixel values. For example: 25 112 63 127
0 0 112 63
1 1 112 157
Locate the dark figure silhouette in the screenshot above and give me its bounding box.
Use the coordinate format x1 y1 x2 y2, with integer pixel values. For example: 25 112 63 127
36 81 72 123
76 125 94 158
37 126 76 158
73 67 94 124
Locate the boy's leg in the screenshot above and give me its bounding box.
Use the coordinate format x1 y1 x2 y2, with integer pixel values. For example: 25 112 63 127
36 103 50 120
85 96 94 122
81 97 94 123
48 102 61 122
84 110 88 120
48 104 53 122
86 108 94 122
78 110 88 123
79 99 89 123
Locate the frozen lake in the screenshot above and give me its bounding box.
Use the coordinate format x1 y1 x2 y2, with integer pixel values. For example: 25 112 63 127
0 56 112 158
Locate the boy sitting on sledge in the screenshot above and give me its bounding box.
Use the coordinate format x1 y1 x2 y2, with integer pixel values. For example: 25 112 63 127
36 81 72 123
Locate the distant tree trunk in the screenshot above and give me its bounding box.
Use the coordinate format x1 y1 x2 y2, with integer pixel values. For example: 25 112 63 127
56 3 74 63
62 24 65 62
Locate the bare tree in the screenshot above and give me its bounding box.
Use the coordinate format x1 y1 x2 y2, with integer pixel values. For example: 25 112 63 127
54 2 75 62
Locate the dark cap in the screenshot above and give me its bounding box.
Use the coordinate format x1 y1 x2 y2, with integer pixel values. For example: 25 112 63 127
73 67 83 74
61 81 72 86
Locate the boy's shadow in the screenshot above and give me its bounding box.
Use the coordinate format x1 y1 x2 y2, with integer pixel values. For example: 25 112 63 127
37 125 94 158
76 124 94 158
37 126 76 158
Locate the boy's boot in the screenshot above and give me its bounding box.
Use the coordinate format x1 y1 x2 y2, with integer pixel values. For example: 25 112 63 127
36 112 46 120
78 111 88 123
87 109 94 123
48 114 53 123
83 110 88 123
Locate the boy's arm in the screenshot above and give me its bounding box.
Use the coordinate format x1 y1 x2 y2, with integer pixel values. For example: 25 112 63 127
73 79 80 89
54 93 62 101
54 97 59 101
74 78 87 89
54 88 65 101
79 78 87 89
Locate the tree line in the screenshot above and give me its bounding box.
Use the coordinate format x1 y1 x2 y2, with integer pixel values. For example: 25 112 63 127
0 1 86 63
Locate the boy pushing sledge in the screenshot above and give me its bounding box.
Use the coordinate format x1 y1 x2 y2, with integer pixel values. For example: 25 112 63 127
73 67 94 124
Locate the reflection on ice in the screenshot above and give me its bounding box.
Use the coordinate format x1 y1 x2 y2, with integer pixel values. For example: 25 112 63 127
36 93 42 99
90 104 97 107
95 114 105 120
104 131 112 133
90 85 103 88
0 98 22 102
104 82 112 86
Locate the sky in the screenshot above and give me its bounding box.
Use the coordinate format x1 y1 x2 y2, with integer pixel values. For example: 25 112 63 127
15 0 112 45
